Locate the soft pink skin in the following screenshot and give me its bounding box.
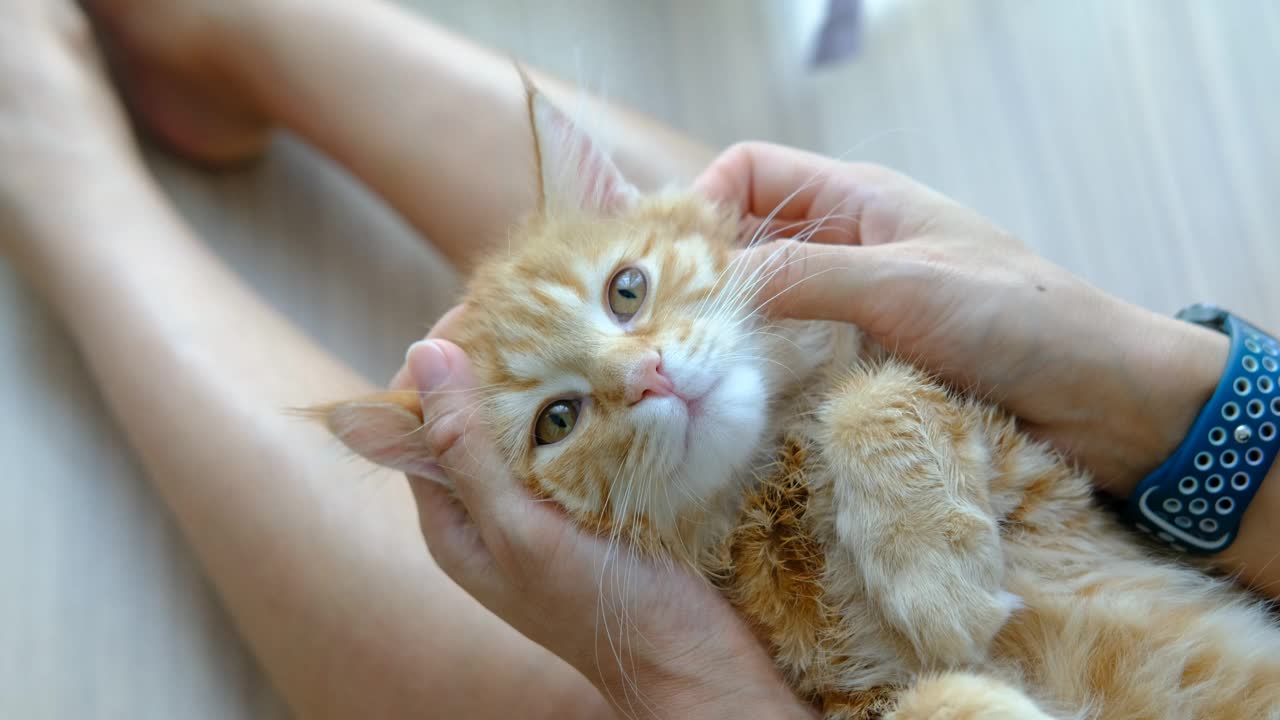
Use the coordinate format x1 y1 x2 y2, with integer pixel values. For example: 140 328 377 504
624 350 673 404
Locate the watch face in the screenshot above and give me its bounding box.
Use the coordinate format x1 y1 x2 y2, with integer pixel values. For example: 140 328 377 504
1178 303 1228 330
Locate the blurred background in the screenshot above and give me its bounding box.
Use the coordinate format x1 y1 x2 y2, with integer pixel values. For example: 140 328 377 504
3 0 1278 716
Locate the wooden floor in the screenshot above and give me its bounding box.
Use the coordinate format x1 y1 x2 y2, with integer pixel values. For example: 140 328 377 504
3 1 1277 717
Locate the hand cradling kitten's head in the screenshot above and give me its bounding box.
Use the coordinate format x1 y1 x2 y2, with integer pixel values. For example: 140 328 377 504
324 77 783 554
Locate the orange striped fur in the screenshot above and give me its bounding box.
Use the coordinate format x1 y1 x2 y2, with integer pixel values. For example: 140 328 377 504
321 80 1280 719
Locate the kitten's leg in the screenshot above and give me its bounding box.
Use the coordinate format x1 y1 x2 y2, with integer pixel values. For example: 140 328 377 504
818 361 1018 667
886 673 1057 720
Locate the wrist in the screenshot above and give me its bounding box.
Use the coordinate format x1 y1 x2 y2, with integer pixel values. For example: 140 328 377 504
1212 455 1280 593
1079 307 1228 497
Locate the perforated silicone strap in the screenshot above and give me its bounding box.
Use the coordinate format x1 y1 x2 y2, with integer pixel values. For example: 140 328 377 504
1125 311 1280 554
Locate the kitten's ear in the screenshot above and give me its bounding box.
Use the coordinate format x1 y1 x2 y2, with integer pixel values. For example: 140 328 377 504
521 67 639 215
306 392 448 486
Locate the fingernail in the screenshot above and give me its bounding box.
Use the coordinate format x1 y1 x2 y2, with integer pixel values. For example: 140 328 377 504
408 340 451 390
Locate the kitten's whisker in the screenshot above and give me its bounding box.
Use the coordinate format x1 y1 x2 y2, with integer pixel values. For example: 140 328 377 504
747 266 847 322
744 172 835 248
722 244 848 320
708 216 827 322
692 239 762 326
718 205 854 321
430 461 487 484
748 211 862 249
701 237 798 327
715 229 828 323
744 328 807 354
595 445 654 718
658 464 698 567
825 126 926 165
718 247 848 330
416 398 502 461
737 259 843 313
696 178 833 325
719 352 802 383
412 382 508 395
619 503 657 714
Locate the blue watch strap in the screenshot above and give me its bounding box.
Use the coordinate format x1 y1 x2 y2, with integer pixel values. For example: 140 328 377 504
1125 310 1280 554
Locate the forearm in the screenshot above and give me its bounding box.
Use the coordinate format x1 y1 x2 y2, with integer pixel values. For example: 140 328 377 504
9 158 606 719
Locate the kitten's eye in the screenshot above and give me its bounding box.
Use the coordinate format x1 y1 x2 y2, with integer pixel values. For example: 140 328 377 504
534 399 580 446
608 267 647 321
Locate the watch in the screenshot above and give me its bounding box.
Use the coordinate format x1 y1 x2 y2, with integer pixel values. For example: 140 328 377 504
1125 304 1280 554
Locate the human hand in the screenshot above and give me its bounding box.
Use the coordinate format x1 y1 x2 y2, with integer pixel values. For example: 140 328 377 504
388 309 815 720
696 142 1228 497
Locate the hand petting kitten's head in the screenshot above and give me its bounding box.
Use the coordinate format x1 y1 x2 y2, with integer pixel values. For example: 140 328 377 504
324 78 813 556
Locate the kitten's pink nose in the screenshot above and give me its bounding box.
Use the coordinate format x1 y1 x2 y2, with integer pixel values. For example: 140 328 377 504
626 351 675 405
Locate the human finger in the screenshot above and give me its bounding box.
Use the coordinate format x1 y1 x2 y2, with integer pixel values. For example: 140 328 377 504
695 141 898 245
389 304 467 389
738 239 905 330
406 473 506 601
406 340 541 553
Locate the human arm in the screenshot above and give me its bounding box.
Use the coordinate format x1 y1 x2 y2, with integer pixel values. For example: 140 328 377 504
695 142 1280 596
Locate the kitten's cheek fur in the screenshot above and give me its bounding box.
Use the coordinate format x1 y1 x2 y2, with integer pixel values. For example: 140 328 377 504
683 365 768 499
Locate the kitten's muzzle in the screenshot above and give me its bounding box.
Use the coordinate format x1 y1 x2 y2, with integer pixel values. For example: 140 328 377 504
626 350 676 405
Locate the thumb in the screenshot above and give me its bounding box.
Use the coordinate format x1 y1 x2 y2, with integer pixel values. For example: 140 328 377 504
405 339 541 566
741 239 895 327
406 473 503 598
405 340 517 511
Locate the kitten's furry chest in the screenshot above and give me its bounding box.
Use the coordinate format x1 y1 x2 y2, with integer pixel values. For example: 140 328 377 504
700 348 1280 720
707 430 901 715
702 360 917 711
709 433 832 672
698 327 914 705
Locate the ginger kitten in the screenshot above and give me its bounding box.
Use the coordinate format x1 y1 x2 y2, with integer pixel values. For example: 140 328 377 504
320 82 1280 719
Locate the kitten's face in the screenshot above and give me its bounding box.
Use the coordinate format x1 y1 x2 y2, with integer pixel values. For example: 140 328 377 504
456 196 771 544
325 82 800 554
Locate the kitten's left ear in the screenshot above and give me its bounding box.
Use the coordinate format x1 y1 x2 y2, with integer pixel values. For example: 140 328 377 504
306 392 449 487
522 68 639 215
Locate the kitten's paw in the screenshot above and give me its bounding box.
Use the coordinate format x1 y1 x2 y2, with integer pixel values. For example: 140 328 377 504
877 507 1017 667
888 672 1055 720
885 580 1021 667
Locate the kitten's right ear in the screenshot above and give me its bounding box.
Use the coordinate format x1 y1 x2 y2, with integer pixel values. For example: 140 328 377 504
306 392 447 485
519 65 639 216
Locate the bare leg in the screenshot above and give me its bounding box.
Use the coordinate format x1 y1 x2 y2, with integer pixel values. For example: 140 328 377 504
0 6 606 719
86 0 715 272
